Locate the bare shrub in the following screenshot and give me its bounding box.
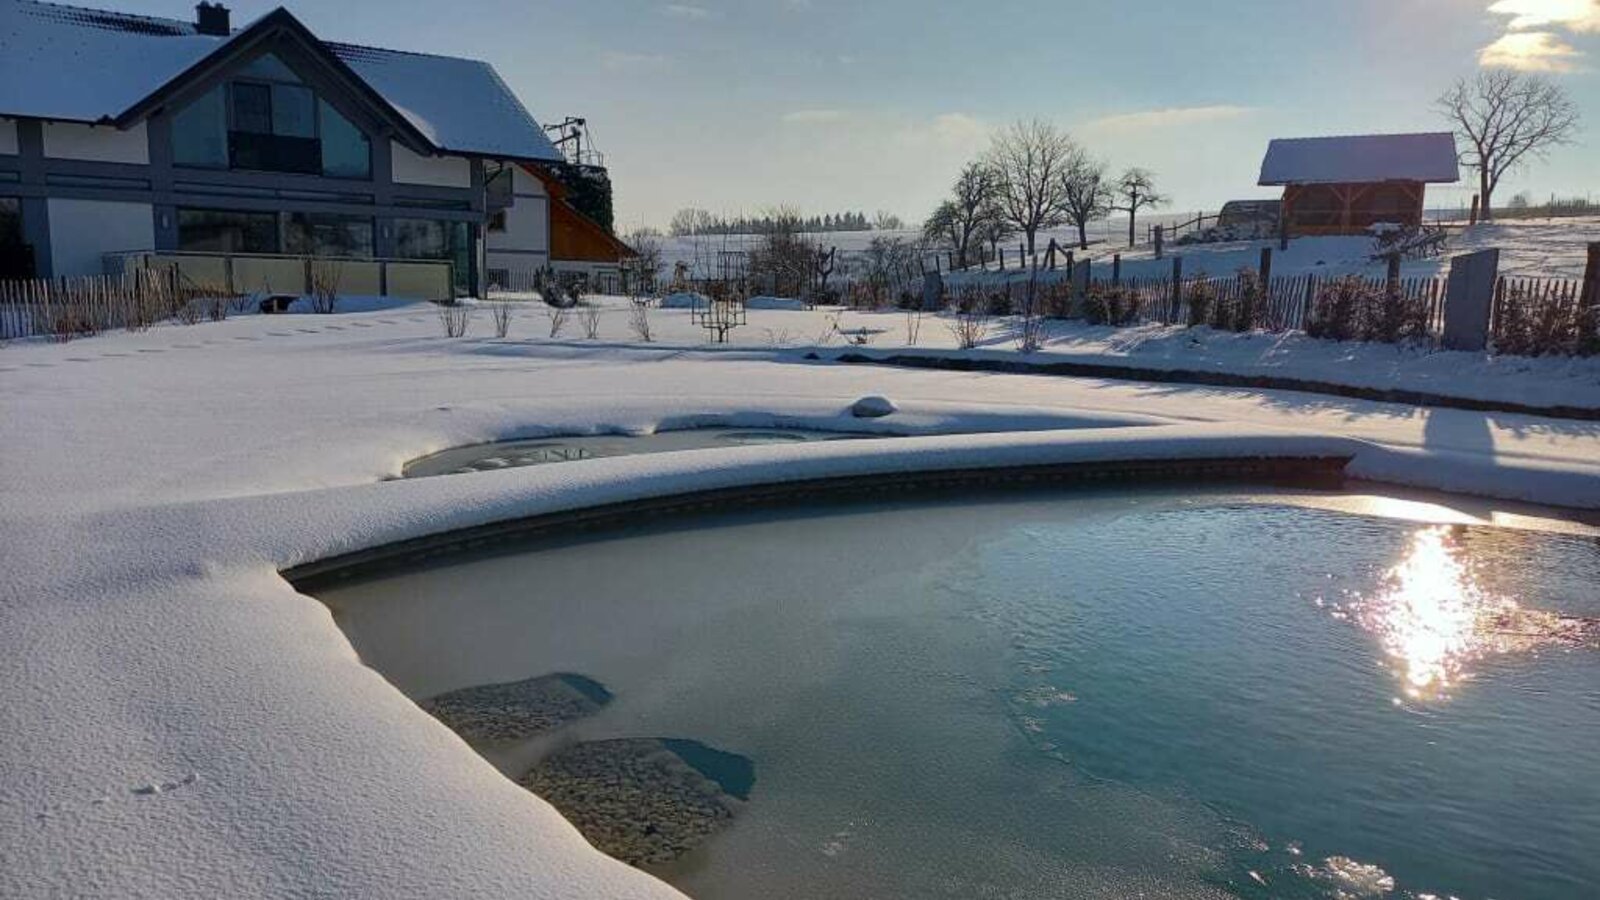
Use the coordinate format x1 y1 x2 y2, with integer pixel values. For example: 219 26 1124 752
579 303 602 339
308 261 342 314
490 300 514 338
628 299 654 342
438 302 473 338
546 304 569 338
1015 293 1046 353
904 309 923 346
947 289 991 349
813 313 841 346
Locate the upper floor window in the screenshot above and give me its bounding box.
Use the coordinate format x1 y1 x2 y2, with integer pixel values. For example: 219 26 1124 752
169 53 371 180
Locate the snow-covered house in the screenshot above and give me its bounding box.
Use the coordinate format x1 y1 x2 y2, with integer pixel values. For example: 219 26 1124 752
0 1 564 296
1257 132 1459 237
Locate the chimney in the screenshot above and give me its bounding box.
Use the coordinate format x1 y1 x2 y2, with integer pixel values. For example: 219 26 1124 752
194 2 230 36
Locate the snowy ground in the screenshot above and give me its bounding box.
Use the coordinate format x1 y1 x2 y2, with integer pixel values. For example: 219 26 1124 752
3 302 1599 897
661 217 1600 282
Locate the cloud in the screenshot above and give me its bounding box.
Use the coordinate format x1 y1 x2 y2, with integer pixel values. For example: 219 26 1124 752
601 51 670 71
661 3 712 19
1084 105 1255 134
781 109 848 123
1486 0 1600 33
929 113 988 144
1478 30 1585 70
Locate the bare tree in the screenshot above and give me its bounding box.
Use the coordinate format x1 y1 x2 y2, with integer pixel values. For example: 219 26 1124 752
984 120 1080 260
922 162 999 269
1112 168 1166 247
1062 153 1111 250
668 207 715 237
624 228 664 293
1438 70 1580 220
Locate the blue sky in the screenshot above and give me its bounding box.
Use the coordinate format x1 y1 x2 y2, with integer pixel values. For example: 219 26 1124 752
120 1 1599 230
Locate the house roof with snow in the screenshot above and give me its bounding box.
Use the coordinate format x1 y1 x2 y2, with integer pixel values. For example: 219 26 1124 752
1257 133 1459 187
0 1 562 162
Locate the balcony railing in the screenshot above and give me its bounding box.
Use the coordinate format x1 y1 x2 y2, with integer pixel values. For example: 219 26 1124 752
103 250 455 302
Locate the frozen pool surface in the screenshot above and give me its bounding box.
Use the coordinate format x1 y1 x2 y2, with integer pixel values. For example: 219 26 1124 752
320 488 1600 900
402 428 884 478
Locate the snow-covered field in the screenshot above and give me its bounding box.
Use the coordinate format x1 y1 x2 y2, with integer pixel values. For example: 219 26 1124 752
3 301 1599 897
662 217 1600 282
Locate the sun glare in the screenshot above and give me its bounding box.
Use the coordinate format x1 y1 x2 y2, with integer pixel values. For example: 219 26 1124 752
1342 527 1581 701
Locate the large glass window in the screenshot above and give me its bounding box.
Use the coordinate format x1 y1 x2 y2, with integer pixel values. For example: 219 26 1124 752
318 99 370 179
173 52 373 179
0 197 30 280
171 84 227 168
271 84 315 138
0 198 22 246
394 217 472 296
394 218 451 259
177 208 280 254
230 82 273 135
286 213 374 258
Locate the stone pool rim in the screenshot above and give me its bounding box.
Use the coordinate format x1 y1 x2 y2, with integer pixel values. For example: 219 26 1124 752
285 453 1351 591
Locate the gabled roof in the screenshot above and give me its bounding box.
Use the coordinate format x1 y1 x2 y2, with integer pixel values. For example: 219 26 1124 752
0 1 562 162
1258 133 1459 186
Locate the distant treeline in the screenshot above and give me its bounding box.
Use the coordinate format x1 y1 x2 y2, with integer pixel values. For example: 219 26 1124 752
668 208 903 236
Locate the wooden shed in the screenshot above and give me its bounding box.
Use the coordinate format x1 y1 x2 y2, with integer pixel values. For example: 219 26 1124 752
1258 133 1458 237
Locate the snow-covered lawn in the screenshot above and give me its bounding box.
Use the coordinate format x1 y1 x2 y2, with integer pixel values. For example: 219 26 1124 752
3 302 1598 897
663 216 1600 282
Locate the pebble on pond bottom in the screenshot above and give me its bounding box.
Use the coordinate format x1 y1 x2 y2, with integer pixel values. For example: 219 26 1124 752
520 738 751 867
419 672 612 743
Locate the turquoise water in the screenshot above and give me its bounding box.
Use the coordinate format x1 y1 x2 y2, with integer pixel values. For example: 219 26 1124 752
322 488 1600 899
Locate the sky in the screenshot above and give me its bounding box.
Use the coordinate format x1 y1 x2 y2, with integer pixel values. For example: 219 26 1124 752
113 0 1600 231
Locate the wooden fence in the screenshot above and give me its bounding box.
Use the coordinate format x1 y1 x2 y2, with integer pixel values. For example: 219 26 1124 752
0 269 227 340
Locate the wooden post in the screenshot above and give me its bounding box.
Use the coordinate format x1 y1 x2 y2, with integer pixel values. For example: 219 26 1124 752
1154 225 1164 260
1582 242 1599 306
1258 246 1272 301
1386 253 1402 296
998 248 1005 271
1469 194 1480 226
1169 256 1183 323
1112 253 1121 285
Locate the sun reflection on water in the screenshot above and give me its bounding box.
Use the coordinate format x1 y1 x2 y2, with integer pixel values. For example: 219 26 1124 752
1341 526 1583 701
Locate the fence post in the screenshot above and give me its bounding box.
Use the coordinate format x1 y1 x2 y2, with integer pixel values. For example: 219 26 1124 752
1071 257 1091 317
1112 253 1121 285
1278 210 1289 252
998 247 1006 271
1469 194 1480 226
1169 256 1183 323
1441 248 1499 351
1583 242 1599 307
1154 225 1164 260
1258 247 1272 300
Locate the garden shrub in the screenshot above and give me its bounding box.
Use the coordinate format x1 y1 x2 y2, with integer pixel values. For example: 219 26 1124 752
1185 280 1217 329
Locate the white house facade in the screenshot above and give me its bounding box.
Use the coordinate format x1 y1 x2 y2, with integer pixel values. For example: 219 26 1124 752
0 1 562 296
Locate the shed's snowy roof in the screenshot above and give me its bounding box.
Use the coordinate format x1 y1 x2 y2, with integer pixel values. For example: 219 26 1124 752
1258 133 1459 186
0 1 560 161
